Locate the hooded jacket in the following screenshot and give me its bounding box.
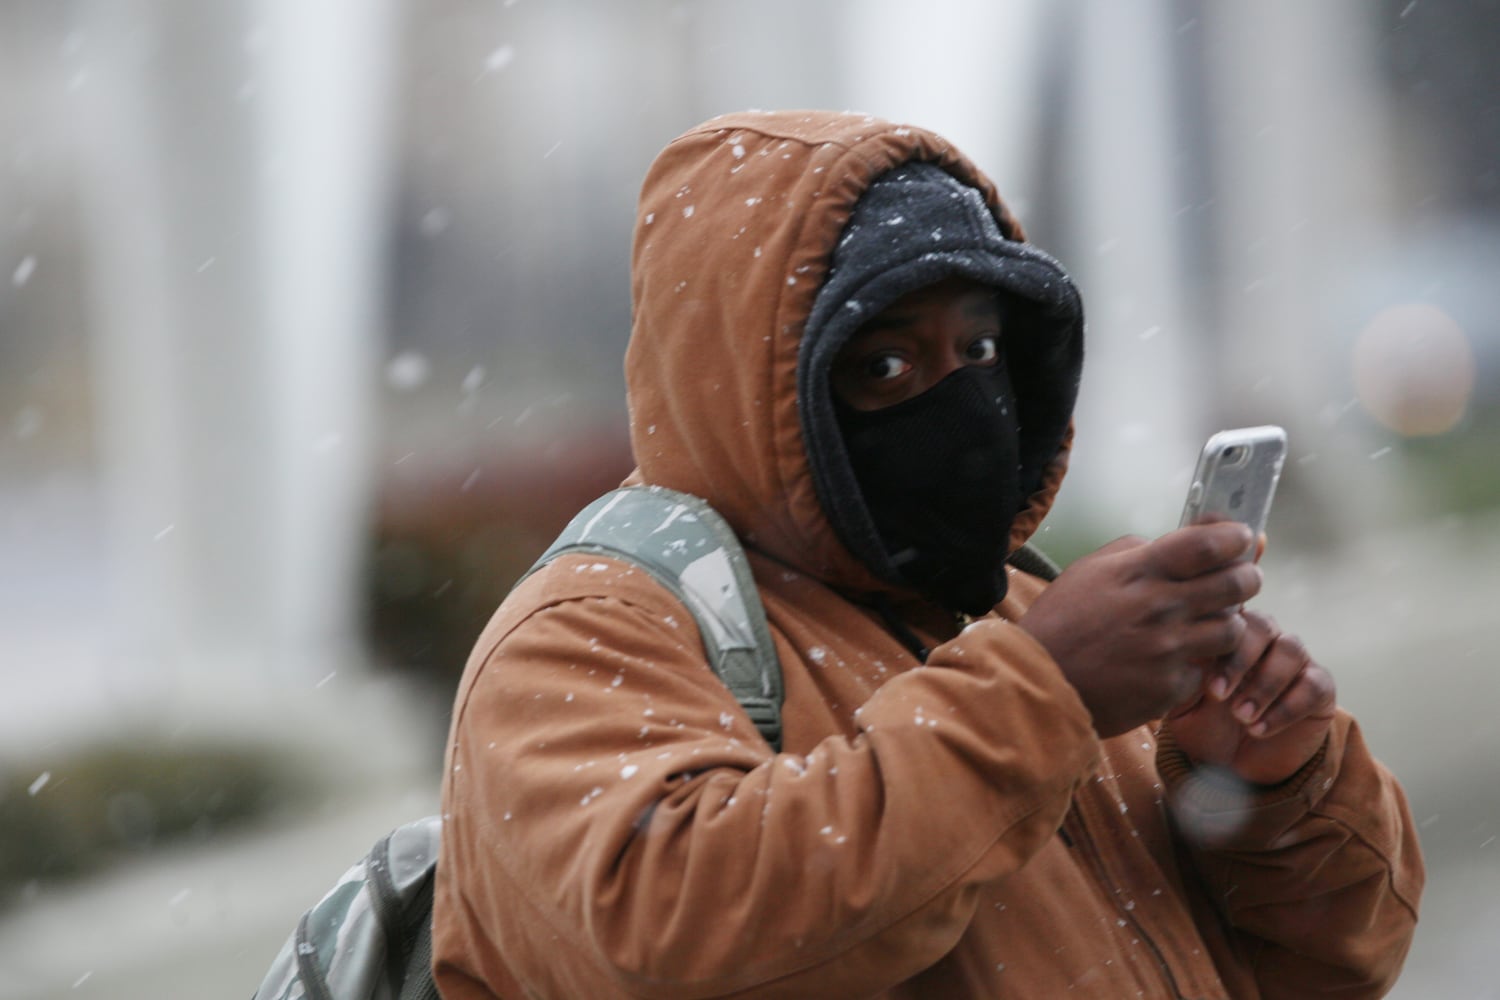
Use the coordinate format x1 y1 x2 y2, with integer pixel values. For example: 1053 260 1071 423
433 110 1422 999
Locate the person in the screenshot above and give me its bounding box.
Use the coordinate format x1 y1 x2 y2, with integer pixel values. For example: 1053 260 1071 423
432 110 1423 998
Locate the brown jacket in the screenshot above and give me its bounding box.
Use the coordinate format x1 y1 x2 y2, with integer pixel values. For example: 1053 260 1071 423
433 111 1422 998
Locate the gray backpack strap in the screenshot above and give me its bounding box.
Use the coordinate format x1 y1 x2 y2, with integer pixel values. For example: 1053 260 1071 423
527 486 784 752
1007 541 1060 582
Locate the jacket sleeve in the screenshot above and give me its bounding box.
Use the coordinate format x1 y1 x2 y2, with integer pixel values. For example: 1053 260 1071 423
1157 712 1424 999
440 570 1099 999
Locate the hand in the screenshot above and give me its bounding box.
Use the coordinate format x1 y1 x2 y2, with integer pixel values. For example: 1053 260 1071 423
1018 522 1262 738
1163 610 1337 786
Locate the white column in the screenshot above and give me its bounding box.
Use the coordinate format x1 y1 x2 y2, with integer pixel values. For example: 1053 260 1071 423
840 0 1048 204
74 0 271 708
73 0 399 726
254 0 400 682
1047 0 1202 536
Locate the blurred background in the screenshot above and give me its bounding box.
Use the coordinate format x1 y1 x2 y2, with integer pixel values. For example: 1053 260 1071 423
1 0 1495 996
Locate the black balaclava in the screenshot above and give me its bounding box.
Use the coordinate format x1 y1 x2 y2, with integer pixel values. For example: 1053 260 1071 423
798 162 1085 615
837 362 1022 615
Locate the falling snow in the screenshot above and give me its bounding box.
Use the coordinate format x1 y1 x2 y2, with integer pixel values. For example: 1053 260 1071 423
385 351 430 391
420 208 450 237
13 406 42 439
11 255 36 287
483 46 515 74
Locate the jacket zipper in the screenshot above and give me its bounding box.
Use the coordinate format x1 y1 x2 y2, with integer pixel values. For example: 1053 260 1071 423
1063 803 1188 999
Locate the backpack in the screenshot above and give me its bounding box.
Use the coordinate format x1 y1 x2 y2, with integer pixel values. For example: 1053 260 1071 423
250 816 445 1000
251 485 782 1000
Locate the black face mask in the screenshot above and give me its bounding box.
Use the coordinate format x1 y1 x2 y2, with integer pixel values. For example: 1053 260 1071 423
836 364 1021 615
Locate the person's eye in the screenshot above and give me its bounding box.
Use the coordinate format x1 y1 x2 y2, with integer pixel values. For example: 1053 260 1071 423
864 354 912 381
965 335 1001 365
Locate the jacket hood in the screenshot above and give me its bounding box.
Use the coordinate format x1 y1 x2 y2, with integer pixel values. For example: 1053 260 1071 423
625 110 1082 597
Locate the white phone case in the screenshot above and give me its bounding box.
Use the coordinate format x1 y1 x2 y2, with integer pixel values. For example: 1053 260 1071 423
1179 425 1288 538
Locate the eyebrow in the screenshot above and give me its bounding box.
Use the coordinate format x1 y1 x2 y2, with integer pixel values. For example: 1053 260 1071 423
860 312 917 332
858 293 1002 333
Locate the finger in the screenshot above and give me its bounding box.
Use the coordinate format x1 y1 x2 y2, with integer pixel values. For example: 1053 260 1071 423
1171 609 1249 663
1147 522 1256 581
1188 516 1269 567
1248 662 1337 739
1208 610 1277 701
1172 561 1264 621
1095 534 1149 557
1229 633 1313 729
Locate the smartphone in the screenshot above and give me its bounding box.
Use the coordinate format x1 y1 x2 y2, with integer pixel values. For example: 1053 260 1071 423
1179 426 1287 543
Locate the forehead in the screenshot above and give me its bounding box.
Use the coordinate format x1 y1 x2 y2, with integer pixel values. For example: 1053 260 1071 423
853 277 1001 337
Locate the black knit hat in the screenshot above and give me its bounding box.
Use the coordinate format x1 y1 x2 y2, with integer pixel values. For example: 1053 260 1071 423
798 162 1085 588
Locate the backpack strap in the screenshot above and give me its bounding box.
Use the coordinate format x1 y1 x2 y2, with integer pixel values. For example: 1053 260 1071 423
1007 541 1061 582
396 879 441 1000
526 486 784 752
